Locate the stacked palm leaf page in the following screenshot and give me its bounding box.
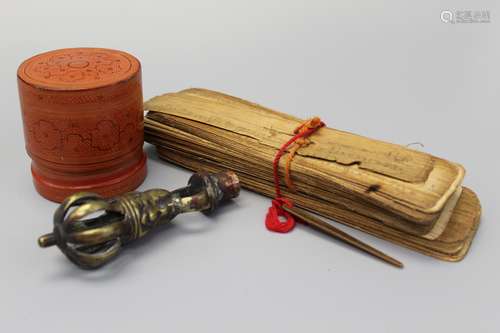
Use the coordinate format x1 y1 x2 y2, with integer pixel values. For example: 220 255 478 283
144 88 481 261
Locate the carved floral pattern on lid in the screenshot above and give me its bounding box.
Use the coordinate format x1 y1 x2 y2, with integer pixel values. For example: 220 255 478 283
18 48 139 90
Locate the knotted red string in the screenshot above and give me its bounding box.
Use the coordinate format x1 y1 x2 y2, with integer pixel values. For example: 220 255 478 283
265 117 325 233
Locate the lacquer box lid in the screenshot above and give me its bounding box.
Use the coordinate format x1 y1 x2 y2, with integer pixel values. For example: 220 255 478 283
17 48 147 202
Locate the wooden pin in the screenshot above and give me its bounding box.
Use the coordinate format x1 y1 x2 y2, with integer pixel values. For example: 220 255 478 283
282 205 404 268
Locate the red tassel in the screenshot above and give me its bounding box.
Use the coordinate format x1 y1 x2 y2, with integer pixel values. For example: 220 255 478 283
265 198 295 233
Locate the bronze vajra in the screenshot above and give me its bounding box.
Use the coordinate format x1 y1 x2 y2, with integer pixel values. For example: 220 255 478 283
38 171 240 269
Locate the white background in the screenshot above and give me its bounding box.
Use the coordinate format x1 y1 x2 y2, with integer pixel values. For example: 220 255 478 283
1 1 499 332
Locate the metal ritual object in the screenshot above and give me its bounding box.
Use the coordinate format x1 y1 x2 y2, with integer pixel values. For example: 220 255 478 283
282 205 404 268
38 171 240 269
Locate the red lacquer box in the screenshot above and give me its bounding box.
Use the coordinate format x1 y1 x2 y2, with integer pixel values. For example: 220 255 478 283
17 47 147 202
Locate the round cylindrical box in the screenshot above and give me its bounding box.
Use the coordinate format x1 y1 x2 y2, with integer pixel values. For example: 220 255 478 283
17 47 147 202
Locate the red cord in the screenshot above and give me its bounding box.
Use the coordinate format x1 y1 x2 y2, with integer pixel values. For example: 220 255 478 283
265 120 325 233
